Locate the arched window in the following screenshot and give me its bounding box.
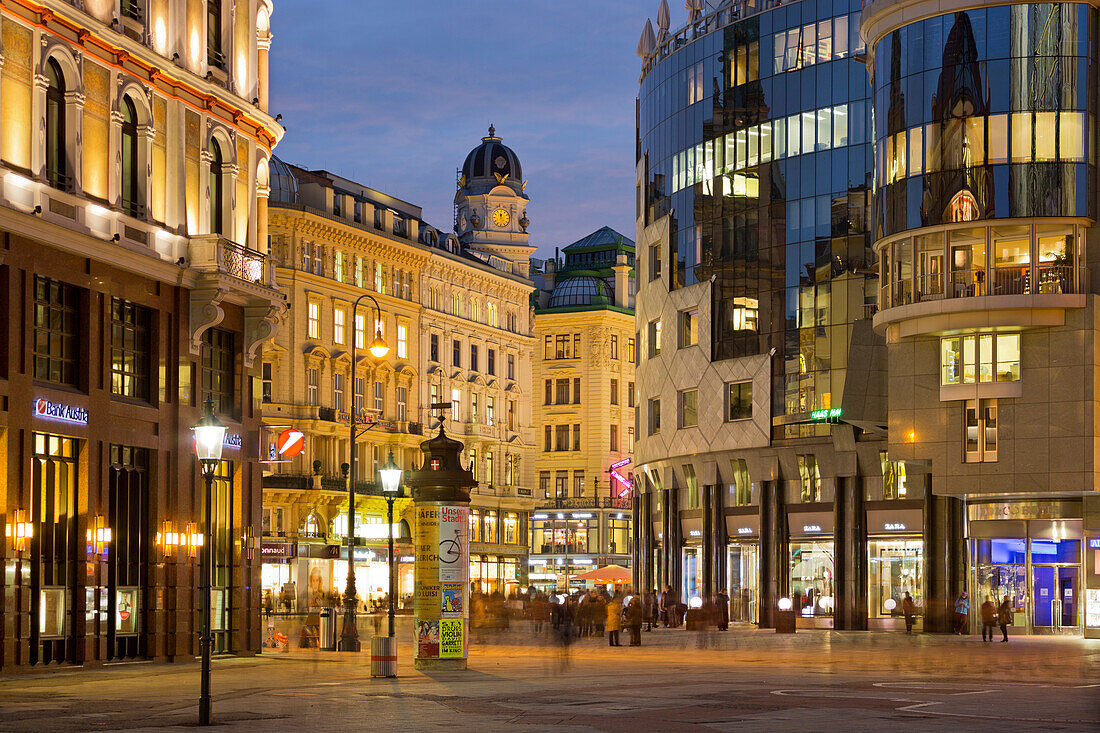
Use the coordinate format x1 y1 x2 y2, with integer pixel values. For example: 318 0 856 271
208 138 224 234
45 58 67 190
120 96 140 217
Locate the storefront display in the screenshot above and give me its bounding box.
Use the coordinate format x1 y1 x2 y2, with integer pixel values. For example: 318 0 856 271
682 546 702 603
727 544 759 623
789 541 834 617
868 539 923 619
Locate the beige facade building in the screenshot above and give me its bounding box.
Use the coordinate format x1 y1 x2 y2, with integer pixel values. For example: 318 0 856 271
0 0 283 670
529 228 636 592
261 129 537 605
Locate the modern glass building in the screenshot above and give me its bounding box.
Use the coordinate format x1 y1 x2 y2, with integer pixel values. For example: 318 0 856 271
633 0 899 631
864 0 1100 637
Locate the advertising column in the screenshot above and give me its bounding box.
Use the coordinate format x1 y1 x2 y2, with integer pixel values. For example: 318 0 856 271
408 425 474 670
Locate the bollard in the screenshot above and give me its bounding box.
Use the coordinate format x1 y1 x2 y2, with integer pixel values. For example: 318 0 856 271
370 635 397 677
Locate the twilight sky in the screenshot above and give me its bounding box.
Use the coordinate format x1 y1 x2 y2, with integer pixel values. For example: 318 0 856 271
270 1 669 259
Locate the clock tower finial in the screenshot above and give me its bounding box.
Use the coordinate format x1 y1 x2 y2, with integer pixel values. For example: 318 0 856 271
487 123 495 138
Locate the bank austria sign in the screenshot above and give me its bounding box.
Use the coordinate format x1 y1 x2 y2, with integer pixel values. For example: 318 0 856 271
34 397 89 425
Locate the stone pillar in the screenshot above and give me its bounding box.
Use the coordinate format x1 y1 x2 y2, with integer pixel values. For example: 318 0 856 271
759 480 786 629
922 474 965 633
834 475 867 630
667 484 681 602
407 426 475 671
701 484 713 600
711 485 726 597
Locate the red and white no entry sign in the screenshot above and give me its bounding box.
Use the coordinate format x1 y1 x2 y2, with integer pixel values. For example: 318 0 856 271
277 428 305 457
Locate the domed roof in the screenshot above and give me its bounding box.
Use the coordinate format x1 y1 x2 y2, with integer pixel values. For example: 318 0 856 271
549 275 612 308
269 156 299 204
461 125 523 185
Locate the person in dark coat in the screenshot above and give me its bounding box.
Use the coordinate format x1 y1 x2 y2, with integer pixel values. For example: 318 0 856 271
644 590 657 631
980 596 996 641
660 585 673 627
998 594 1012 643
902 591 917 634
716 589 730 631
626 595 643 646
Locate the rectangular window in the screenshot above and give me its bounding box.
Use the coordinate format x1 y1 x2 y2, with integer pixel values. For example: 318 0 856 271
966 399 999 462
627 427 635 452
544 425 552 452
797 454 821 502
471 393 479 423
486 396 494 426
397 386 407 422
34 277 80 386
574 333 581 358
610 335 619 360
397 324 407 359
374 262 386 294
555 471 569 498
354 314 365 350
540 471 550 497
451 388 461 421
504 512 518 544
354 377 364 414
731 458 751 505
728 381 753 420
555 379 569 405
333 307 346 345
110 298 151 400
649 319 662 356
649 398 661 435
610 423 619 451
555 424 569 451
611 378 619 405
649 243 661 280
334 251 344 282
307 368 319 406
544 379 552 405
879 451 908 499
487 348 496 375
307 301 320 339
452 339 461 367
202 328 234 414
507 400 515 431
333 371 344 410
485 451 493 485
573 424 581 451
628 382 635 407
573 470 584 497
573 378 581 404
374 381 384 412
940 334 1020 385
507 354 515 380
430 334 439 362
1011 112 1033 162
679 389 698 428
261 362 272 403
354 256 363 287
627 338 636 364
679 309 698 347
544 335 553 360
470 344 479 372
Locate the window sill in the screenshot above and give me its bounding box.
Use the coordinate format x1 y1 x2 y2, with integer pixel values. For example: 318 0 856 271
939 381 1022 402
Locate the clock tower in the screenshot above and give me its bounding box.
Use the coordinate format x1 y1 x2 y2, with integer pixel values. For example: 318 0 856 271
455 126 534 277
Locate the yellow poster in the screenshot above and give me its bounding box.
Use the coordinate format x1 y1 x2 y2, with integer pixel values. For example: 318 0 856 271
414 506 440 621
439 618 463 658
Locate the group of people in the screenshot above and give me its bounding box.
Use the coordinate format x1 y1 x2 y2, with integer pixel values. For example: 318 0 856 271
534 589 646 646
954 591 1012 642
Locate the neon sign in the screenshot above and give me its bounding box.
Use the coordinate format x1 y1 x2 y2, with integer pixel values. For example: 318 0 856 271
609 457 633 497
34 398 89 425
810 408 842 421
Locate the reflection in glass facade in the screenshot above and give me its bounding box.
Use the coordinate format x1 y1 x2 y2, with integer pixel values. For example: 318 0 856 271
637 0 873 432
873 3 1098 238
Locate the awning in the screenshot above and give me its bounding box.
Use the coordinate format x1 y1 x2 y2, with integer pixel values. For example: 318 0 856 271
571 564 632 584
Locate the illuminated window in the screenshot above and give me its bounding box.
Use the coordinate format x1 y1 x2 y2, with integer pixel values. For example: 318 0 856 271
649 319 661 356
120 96 142 217
965 399 998 463
333 371 344 410
483 511 498 543
307 368 318 406
941 334 1020 385
111 298 151 400
728 382 752 420
208 139 224 234
355 256 364 287
397 386 407 421
207 0 225 69
797 455 821 502
879 451 908 499
307 301 320 339
731 459 751 505
45 59 68 191
649 398 661 435
679 309 698 348
679 389 698 428
375 263 386 294
333 307 346 345
201 328 234 415
374 381 384 411
451 388 461 421
397 324 407 358
354 314 365 349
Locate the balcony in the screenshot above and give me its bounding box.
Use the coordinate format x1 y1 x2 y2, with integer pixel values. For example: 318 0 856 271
189 234 274 288
874 222 1087 336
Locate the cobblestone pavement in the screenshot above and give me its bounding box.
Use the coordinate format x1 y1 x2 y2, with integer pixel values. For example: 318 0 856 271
0 625 1097 731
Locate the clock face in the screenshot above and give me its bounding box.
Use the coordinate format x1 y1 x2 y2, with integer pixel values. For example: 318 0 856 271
491 208 510 227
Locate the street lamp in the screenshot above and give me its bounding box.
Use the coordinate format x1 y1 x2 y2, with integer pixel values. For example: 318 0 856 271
340 292 389 652
192 398 225 727
379 450 402 642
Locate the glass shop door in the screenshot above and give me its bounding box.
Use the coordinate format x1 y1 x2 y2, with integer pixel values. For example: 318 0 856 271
1033 566 1079 633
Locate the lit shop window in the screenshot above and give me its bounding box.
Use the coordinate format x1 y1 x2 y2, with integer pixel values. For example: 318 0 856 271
941 334 1020 385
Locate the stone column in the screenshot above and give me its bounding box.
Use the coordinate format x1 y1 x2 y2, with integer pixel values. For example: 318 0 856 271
407 426 475 671
833 475 867 630
922 474 965 633
701 484 713 600
759 480 786 629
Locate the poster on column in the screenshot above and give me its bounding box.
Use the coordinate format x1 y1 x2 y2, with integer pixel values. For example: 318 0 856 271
438 505 469 584
414 505 441 624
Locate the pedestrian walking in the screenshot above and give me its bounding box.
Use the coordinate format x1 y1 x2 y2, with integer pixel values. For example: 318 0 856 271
606 593 623 646
980 596 996 641
716 589 730 631
660 585 673 627
998 594 1011 643
902 591 916 634
644 589 657 631
953 591 970 635
626 594 643 646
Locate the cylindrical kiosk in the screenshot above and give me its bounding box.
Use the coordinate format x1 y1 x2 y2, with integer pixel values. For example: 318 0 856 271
406 426 473 671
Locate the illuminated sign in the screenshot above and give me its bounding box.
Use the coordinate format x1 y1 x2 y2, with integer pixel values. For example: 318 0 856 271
1089 538 1100 550
802 525 823 533
810 408 842 421
689 530 702 537
609 457 633 497
34 398 89 425
737 527 754 535
884 523 907 531
223 433 242 449
277 428 305 457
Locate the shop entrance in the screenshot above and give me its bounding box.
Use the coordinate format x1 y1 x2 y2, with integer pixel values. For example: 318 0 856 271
727 544 758 623
972 537 1081 634
1033 566 1078 630
682 546 702 604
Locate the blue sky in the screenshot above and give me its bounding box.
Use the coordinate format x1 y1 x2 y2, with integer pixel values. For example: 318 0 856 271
270 1 661 258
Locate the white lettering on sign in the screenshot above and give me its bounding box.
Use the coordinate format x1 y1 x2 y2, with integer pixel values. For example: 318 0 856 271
223 433 243 449
737 527 753 535
688 530 702 537
802 525 822 533
884 523 907 531
34 398 89 425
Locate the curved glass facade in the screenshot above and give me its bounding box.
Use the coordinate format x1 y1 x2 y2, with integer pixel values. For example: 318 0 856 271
637 0 873 429
872 3 1098 239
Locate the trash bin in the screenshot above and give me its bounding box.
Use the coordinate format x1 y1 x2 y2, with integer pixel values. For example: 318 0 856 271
370 635 397 678
319 607 337 650
775 609 796 634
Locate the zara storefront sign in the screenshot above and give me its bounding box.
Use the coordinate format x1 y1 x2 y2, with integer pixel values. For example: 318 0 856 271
884 523 907 532
34 398 89 425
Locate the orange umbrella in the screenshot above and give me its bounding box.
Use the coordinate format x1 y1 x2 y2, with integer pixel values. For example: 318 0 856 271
571 564 632 584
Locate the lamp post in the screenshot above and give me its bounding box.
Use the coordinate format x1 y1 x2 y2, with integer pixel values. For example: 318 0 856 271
339 292 389 652
192 398 226 726
379 450 402 640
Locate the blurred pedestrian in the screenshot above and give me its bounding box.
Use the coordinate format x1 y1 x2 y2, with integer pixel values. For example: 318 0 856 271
902 591 916 634
606 593 623 646
644 589 657 631
716 589 730 631
594 593 607 638
980 596 996 641
998 595 1011 643
953 591 970 635
660 585 673 628
626 595 643 646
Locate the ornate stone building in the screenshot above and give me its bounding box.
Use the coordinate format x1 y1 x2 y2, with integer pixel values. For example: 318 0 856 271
0 0 283 669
